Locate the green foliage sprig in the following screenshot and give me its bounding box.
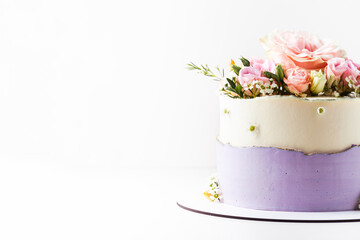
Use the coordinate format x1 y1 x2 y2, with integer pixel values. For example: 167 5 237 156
186 62 224 81
187 58 252 99
224 77 243 98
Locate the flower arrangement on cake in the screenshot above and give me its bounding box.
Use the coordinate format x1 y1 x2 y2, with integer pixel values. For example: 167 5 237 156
187 30 359 98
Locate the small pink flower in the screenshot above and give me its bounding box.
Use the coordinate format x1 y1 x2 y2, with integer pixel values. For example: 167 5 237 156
341 59 360 84
284 68 311 94
238 67 270 87
238 67 273 97
325 57 347 81
260 30 346 70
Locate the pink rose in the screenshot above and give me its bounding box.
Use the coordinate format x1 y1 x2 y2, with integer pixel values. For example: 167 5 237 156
260 30 346 70
238 67 273 97
284 68 311 94
249 57 276 73
325 57 347 81
238 67 270 88
341 59 360 83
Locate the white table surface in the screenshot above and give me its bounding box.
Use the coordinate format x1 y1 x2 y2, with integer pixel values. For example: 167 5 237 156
0 161 359 240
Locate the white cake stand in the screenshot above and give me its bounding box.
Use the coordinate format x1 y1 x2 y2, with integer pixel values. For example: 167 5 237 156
177 190 360 223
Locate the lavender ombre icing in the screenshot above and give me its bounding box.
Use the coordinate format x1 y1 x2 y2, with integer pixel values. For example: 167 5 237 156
216 95 360 212
217 142 360 212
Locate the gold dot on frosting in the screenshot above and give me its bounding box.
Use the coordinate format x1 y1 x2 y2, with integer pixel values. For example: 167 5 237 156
249 125 256 132
317 107 325 115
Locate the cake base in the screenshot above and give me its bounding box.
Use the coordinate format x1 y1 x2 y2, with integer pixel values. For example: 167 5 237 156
217 141 360 212
176 186 360 223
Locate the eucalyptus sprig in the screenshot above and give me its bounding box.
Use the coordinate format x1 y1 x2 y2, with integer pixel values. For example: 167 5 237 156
186 62 224 81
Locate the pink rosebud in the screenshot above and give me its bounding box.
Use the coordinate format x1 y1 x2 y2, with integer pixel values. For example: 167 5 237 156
238 67 270 88
284 68 311 94
238 67 273 97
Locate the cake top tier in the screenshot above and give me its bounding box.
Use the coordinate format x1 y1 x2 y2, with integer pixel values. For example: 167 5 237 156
218 94 360 154
188 30 360 99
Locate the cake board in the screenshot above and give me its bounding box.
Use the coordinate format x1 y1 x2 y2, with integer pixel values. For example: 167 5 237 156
176 186 360 223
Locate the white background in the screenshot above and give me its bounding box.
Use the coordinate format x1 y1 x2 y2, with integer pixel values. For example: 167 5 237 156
1 0 360 239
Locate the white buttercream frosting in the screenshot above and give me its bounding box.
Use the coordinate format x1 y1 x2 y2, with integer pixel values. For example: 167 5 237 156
218 94 360 154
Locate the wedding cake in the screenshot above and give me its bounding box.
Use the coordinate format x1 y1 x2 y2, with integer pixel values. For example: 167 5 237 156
188 30 360 212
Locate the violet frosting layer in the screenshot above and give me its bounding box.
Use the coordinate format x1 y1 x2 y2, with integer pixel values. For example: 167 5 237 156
216 141 360 212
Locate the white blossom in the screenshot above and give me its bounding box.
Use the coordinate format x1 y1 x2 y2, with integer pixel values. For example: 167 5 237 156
204 174 223 202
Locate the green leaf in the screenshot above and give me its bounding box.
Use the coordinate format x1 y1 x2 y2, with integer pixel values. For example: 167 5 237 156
232 65 241 76
275 64 287 94
276 64 285 82
227 87 237 93
226 78 236 89
240 57 250 67
263 71 279 81
235 84 243 97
